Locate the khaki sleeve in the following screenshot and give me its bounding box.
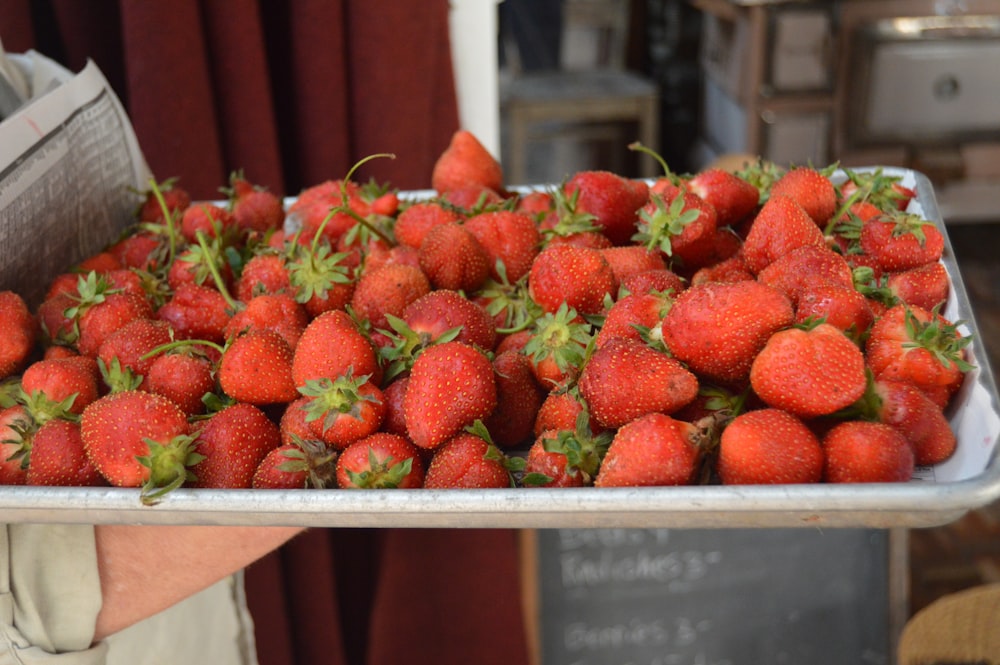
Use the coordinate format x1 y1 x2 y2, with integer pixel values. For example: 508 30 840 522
0 524 109 664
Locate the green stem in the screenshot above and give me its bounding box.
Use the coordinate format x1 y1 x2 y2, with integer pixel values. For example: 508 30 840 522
149 178 179 265
194 231 239 311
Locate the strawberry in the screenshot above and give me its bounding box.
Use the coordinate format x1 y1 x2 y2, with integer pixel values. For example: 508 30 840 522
858 210 944 272
885 262 949 311
379 376 410 437
417 222 491 292
593 413 702 487
224 292 310 352
740 194 826 275
563 171 649 246
403 341 497 450
137 177 191 224
286 241 356 319
533 386 604 438
235 253 293 302
393 201 464 249
298 373 385 449
463 210 542 283
189 402 282 488
335 432 425 489
180 203 235 243
157 282 232 344
685 167 760 227
96 318 173 382
599 245 668 286
218 328 298 405
422 430 511 489
75 292 154 358
431 129 505 195
144 351 216 416
483 350 545 448
794 282 874 342
594 290 673 348
579 337 698 429
402 289 497 351
527 243 617 316
821 421 914 483
0 405 32 485
525 417 611 487
0 291 38 379
768 165 837 227
872 378 957 466
618 268 685 297
439 184 505 211
350 263 431 332
20 356 100 420
633 190 719 271
522 304 592 390
80 390 198 502
716 408 823 484
25 418 106 487
108 231 165 271
690 255 755 286
865 304 971 409
661 280 794 385
291 310 381 388
226 173 285 235
838 167 915 212
755 245 854 305
252 437 338 489
36 294 76 348
749 322 867 418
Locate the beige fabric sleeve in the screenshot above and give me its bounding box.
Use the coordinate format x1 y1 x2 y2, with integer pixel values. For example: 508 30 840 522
0 524 108 664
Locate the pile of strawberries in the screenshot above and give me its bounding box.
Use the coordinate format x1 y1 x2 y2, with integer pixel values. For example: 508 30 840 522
0 130 974 502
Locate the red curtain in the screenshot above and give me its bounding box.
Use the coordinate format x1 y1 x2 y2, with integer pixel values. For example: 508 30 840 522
0 2 530 664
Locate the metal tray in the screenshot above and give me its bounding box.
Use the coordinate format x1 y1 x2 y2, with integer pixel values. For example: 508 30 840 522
3 168 998 529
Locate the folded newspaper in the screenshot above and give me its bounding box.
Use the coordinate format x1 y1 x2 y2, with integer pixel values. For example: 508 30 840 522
0 43 151 308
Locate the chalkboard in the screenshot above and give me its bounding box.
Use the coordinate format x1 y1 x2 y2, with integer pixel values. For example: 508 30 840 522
525 528 906 665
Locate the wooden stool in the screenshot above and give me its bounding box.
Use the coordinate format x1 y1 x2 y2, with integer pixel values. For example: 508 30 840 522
897 582 1000 664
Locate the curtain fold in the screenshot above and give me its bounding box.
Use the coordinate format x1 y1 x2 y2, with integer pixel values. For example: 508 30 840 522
0 2 530 664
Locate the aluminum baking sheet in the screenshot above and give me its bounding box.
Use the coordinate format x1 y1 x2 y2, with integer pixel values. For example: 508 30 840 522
2 168 998 529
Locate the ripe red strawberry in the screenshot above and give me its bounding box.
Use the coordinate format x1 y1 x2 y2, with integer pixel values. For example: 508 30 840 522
690 254 755 286
137 178 191 224
749 322 867 418
533 386 604 438
838 168 915 212
769 166 838 227
336 432 425 489
594 413 702 487
227 173 285 235
865 303 971 408
794 282 875 342
634 190 719 271
379 376 410 437
885 262 949 311
522 304 592 390
403 341 497 450
157 282 231 344
528 243 617 316
350 263 431 332
755 245 854 305
252 438 338 489
524 419 612 488
291 309 382 387
859 211 944 272
618 268 686 296
740 194 826 274
235 253 292 302
20 356 100 419
431 129 505 194
661 280 794 385
393 201 464 249
76 293 154 358
563 171 649 246
0 291 37 379
25 418 106 487
595 291 673 348
0 405 32 485
224 292 310 352
108 232 165 271
167 242 236 293
439 184 505 211
417 222 491 292
80 390 197 501
180 203 235 243
599 245 668 286
299 373 385 449
872 378 957 466
96 318 173 382
218 329 298 405
403 289 497 350
423 431 511 488
463 210 542 283
685 167 760 227
483 350 545 448
189 402 281 488
579 337 698 429
821 421 914 483
716 408 823 484
144 351 216 415
286 241 356 319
